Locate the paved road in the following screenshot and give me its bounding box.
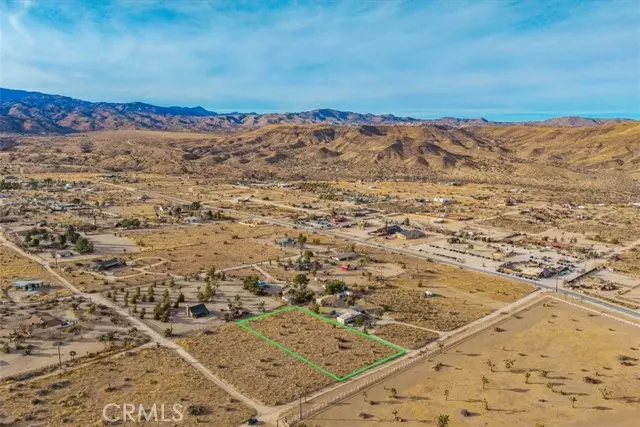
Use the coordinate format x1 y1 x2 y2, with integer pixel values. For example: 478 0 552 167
0 235 268 416
105 183 640 319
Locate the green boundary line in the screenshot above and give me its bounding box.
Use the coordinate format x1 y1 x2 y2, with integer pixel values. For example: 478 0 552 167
237 306 406 381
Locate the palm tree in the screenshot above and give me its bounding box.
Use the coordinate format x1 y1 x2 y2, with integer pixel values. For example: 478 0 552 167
444 389 449 401
570 397 577 408
482 376 489 390
486 359 496 372
437 414 449 427
525 372 531 384
546 382 555 393
69 350 76 361
391 409 399 421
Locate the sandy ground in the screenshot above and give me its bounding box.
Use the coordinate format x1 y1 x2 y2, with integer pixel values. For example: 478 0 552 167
121 223 298 275
179 324 335 406
0 347 255 426
372 324 439 349
608 248 640 278
246 308 400 378
306 298 640 427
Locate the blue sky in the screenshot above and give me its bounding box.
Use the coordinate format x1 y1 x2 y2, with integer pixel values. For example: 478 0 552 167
1 0 639 120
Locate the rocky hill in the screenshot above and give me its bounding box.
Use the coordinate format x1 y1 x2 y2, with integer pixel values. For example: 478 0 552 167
1 88 634 134
2 123 638 197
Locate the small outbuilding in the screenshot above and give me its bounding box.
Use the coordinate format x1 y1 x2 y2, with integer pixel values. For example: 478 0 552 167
13 280 44 291
337 309 363 325
92 259 124 272
396 229 426 240
186 303 210 318
276 237 296 247
27 313 61 328
331 252 358 262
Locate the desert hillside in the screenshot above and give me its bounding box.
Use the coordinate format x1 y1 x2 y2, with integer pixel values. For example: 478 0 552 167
2 123 638 198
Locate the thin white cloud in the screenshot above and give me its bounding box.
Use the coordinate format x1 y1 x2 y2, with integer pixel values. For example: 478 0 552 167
0 0 638 118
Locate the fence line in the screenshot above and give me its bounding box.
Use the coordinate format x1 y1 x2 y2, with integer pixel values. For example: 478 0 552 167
280 291 548 425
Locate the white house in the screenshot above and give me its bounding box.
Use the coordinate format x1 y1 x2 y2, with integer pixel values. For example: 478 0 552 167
337 309 363 325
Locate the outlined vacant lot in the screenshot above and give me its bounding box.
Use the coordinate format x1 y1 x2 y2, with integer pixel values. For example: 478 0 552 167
238 306 406 381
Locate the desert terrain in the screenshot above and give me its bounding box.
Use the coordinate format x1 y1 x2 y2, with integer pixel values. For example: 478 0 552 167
1 113 638 427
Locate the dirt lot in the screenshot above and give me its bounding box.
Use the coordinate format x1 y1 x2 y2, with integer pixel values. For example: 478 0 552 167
365 286 492 331
479 216 553 234
179 324 335 406
355 246 533 304
121 223 298 275
563 220 640 243
307 298 640 427
0 296 146 381
0 347 254 426
372 324 439 349
608 247 640 278
245 308 401 378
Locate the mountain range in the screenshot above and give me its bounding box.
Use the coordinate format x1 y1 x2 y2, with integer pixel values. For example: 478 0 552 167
0 88 635 134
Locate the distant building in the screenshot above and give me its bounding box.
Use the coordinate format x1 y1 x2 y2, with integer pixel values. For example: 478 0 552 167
433 197 455 204
369 224 403 236
185 303 210 318
275 237 296 247
316 294 343 307
396 229 426 240
331 252 358 262
337 309 363 325
92 259 124 272
13 279 44 291
330 216 347 224
27 313 61 328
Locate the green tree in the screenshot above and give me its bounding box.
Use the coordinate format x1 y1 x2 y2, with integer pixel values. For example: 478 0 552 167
297 233 307 248
437 414 449 427
242 276 265 296
74 237 94 254
324 280 347 295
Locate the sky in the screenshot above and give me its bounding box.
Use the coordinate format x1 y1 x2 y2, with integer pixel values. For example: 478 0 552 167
1 0 639 120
